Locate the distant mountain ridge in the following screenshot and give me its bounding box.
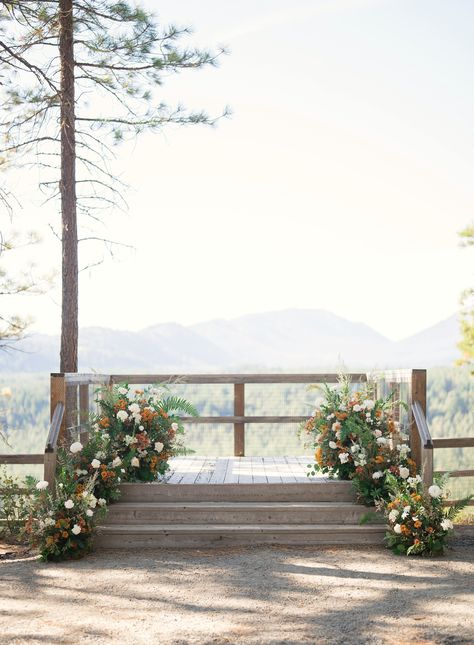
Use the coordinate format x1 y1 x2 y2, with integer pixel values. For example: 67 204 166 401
0 308 461 372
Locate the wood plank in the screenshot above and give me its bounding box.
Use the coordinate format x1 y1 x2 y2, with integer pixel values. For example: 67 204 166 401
224 457 239 484
434 469 474 478
251 456 267 484
195 457 217 484
432 438 474 449
0 454 44 464
209 457 228 484
176 457 202 485
237 457 253 484
64 373 111 385
166 457 191 484
265 457 283 484
109 373 368 385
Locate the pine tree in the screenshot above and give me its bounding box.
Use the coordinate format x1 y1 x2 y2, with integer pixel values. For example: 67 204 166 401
0 0 226 371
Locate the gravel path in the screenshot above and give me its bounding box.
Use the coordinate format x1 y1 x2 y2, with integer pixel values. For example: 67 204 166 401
1 541 473 645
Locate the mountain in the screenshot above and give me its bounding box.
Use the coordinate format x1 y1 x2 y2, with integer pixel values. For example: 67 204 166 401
0 309 461 372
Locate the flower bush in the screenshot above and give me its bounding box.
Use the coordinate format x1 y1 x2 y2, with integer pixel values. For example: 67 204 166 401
302 377 412 505
381 473 471 556
23 382 196 561
302 376 472 555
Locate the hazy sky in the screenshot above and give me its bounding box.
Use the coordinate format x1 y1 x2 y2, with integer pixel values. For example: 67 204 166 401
3 0 474 341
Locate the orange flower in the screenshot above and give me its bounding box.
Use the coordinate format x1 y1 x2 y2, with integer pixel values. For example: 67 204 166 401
99 417 110 428
315 447 323 466
62 530 69 539
414 538 420 544
414 520 422 528
375 455 384 464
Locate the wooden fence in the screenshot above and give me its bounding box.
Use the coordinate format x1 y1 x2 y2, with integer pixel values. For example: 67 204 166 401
0 369 472 504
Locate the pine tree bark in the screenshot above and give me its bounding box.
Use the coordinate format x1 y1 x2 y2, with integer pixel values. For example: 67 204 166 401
59 0 78 373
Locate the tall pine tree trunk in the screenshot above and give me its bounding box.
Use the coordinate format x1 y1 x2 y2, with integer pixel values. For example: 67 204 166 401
59 0 78 373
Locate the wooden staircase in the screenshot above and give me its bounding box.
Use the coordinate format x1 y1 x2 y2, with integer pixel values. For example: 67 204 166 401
96 481 386 548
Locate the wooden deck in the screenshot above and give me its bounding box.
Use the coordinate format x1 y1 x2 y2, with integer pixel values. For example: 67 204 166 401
164 456 323 485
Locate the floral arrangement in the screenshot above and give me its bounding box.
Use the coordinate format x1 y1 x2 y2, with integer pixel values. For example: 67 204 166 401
25 472 107 561
302 377 413 505
23 382 196 561
381 473 471 556
302 376 471 556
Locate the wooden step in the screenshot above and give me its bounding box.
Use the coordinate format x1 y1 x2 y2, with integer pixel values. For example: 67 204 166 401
95 523 386 548
105 501 372 525
118 481 356 503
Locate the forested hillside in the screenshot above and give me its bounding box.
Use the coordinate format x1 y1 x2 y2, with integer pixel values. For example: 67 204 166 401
1 368 472 496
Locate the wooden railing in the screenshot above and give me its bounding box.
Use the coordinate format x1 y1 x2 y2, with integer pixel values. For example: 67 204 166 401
1 368 471 500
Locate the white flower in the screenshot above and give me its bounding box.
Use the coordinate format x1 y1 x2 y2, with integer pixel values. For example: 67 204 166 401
71 524 81 535
103 433 110 440
388 509 399 523
326 413 335 420
86 509 94 517
124 434 137 446
338 452 349 464
154 441 164 453
117 410 128 422
35 480 49 490
98 498 107 507
133 413 142 424
112 457 122 468
350 444 359 453
428 484 442 498
95 451 106 460
131 456 140 467
91 459 101 469
313 397 325 411
58 483 64 488
365 412 371 419
397 444 410 455
401 505 411 519
328 441 337 449
121 468 125 473
44 517 55 527
118 386 128 395
64 499 74 509
399 467 410 479
374 429 382 438
139 425 144 431
376 437 387 445
408 475 422 486
393 524 402 534
128 403 140 414
372 471 383 480
363 399 375 410
70 441 83 454
353 404 362 412
332 421 341 432
171 422 179 431
441 518 453 531
88 496 97 508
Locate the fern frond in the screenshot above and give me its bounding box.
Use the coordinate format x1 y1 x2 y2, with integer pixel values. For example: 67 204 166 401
158 396 199 417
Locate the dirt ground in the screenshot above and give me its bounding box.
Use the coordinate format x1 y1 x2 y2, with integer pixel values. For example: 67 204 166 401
1 538 473 645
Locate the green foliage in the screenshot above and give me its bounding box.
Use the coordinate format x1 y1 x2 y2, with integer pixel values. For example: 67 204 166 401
0 467 36 541
457 223 473 369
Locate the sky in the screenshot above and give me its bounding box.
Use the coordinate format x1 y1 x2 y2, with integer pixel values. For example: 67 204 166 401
2 0 474 341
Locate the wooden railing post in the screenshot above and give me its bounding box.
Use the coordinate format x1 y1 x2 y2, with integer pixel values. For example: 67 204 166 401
234 383 245 457
79 384 90 444
410 369 427 471
50 373 66 443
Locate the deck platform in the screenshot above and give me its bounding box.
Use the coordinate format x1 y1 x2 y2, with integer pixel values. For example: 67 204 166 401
164 456 322 485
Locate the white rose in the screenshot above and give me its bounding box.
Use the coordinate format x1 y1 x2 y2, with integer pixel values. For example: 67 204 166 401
118 386 128 395
86 509 94 517
338 452 349 464
139 425 144 431
428 484 442 498
154 441 164 453
399 467 410 479
376 437 387 445
88 496 97 508
441 518 453 531
328 441 337 449
388 509 399 523
91 459 101 469
71 524 81 535
128 403 140 414
117 410 128 422
131 456 140 467
70 441 83 454
393 524 402 534
44 517 55 527
124 434 137 446
350 445 359 453
402 505 411 519
171 422 179 431
64 499 74 509
35 480 49 490
374 429 382 438
372 471 383 480
112 457 122 468
397 444 410 454
353 404 361 412
98 498 107 507
133 413 142 424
